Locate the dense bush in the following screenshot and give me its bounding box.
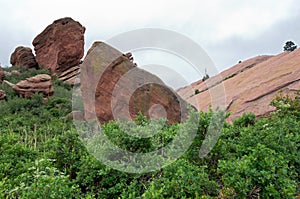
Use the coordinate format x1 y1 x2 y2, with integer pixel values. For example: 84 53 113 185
0 68 299 198
142 159 218 198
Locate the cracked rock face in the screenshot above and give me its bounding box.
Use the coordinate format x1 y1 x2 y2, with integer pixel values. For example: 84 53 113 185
32 17 85 74
177 49 300 121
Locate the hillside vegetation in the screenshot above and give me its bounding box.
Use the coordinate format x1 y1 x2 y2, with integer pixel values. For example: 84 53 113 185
0 68 299 198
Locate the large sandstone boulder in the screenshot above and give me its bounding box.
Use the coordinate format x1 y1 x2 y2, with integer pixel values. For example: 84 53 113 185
4 74 54 98
177 49 300 121
32 17 85 74
80 42 189 124
10 46 38 69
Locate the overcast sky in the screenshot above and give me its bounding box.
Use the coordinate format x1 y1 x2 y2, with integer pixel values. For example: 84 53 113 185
1 0 299 87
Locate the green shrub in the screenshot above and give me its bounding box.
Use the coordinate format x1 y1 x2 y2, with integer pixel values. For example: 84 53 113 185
233 112 256 128
142 159 218 198
218 144 297 198
0 71 299 199
6 159 81 199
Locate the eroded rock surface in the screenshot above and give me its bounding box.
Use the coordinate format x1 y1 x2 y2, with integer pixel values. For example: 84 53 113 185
4 74 54 98
58 65 80 85
10 46 38 69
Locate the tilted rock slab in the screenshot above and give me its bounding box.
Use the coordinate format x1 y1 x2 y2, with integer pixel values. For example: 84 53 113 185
177 49 300 121
58 65 80 85
80 42 190 124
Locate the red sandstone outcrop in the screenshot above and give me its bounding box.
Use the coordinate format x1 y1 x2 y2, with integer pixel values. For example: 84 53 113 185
58 65 80 85
4 74 54 98
80 42 189 124
10 46 38 69
177 50 300 121
32 17 85 74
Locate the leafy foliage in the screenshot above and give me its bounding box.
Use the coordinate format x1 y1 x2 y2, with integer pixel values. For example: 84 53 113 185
0 68 299 198
283 41 297 52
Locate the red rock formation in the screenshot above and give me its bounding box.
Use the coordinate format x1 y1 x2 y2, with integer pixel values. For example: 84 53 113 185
177 50 300 121
58 65 80 85
80 42 189 124
10 46 38 69
4 74 54 98
32 17 85 74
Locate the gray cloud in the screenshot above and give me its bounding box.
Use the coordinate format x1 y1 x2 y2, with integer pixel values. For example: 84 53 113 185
206 10 300 71
0 0 299 75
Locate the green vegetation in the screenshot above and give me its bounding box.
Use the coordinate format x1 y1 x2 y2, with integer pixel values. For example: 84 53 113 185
0 68 299 198
284 41 297 52
202 68 210 82
202 74 209 82
224 73 236 81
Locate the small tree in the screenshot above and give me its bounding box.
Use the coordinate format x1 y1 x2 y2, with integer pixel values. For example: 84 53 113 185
283 41 297 52
202 68 209 81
